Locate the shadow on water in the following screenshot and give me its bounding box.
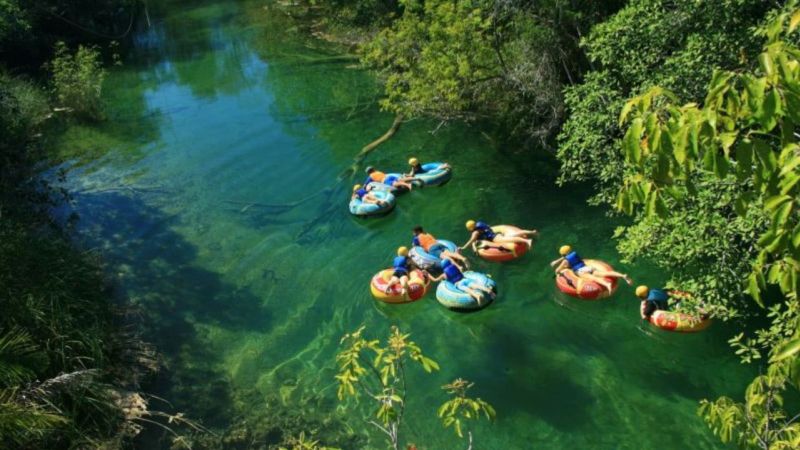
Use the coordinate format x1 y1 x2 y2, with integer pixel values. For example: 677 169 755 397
473 326 597 431
68 189 273 428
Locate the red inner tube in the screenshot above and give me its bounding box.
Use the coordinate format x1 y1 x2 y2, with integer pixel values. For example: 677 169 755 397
555 259 619 300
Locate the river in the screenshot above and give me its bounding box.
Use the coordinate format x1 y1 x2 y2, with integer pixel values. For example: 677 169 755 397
53 0 754 448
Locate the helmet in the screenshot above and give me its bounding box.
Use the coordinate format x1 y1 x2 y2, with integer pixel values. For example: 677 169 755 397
635 285 649 298
465 220 476 231
408 157 419 165
441 259 452 268
353 184 362 191
559 245 572 256
365 166 375 174
397 246 409 256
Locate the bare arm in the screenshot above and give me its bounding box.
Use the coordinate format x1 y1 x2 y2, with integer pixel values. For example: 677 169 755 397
549 256 565 268
429 273 445 282
460 231 479 250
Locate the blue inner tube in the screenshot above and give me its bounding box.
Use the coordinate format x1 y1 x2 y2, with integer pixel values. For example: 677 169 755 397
436 271 497 311
349 190 395 216
409 239 457 271
413 162 451 186
367 173 408 193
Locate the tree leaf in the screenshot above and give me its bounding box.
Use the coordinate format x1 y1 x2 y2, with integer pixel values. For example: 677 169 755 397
771 338 800 362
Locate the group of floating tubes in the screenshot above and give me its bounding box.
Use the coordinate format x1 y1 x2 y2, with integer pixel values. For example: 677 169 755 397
475 225 530 262
555 262 710 333
349 161 452 217
349 190 395 217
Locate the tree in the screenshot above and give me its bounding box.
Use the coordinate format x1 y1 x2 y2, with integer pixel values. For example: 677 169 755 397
616 4 800 447
335 326 493 450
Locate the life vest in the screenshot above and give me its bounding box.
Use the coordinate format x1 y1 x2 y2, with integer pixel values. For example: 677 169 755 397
475 221 496 240
647 289 670 310
392 255 408 274
443 264 464 283
355 188 367 199
416 233 437 251
565 251 585 271
368 171 387 183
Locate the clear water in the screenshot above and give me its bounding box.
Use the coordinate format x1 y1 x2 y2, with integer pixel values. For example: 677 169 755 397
55 0 756 448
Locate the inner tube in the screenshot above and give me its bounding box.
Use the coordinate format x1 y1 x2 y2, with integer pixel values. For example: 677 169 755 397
349 190 395 216
367 173 408 194
555 259 619 300
436 271 497 311
413 162 452 186
370 269 430 304
476 225 530 262
409 239 457 271
648 310 711 332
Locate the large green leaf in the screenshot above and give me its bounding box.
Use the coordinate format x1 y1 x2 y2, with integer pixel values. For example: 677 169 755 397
771 337 800 362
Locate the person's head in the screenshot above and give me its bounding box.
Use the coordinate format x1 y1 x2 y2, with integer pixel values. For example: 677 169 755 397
409 157 419 166
465 220 476 231
441 258 452 268
413 225 424 235
559 245 572 256
365 166 375 174
635 285 649 299
397 246 409 257
352 184 362 192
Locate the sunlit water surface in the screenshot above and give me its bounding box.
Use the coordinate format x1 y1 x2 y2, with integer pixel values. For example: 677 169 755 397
54 1 755 448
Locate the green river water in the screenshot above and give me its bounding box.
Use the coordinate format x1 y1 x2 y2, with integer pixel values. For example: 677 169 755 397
54 0 758 448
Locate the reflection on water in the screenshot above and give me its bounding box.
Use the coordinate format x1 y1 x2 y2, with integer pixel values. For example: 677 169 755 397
56 0 756 448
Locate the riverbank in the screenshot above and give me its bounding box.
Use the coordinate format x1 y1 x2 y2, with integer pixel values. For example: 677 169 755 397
49 1 761 448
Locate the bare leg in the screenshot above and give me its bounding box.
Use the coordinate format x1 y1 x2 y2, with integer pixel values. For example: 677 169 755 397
494 235 533 248
399 275 409 294
441 250 469 269
592 269 632 285
385 276 399 294
577 272 613 292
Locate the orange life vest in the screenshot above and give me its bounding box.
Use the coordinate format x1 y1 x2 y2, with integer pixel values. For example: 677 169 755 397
369 171 387 183
417 233 437 251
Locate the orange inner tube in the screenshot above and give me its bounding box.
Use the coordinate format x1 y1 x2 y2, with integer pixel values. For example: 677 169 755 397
555 259 619 300
476 225 530 262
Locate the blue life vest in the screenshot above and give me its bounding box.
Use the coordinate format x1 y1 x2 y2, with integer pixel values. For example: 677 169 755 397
565 251 585 271
393 256 408 274
475 221 496 240
355 188 367 199
443 264 464 283
647 289 670 310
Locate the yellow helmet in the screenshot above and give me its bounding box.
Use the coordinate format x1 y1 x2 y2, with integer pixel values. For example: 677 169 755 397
559 245 572 256
465 220 476 231
408 157 419 166
353 184 362 191
397 246 409 256
635 285 649 298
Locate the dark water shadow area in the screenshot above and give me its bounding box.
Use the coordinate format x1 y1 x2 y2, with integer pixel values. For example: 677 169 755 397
65 190 273 427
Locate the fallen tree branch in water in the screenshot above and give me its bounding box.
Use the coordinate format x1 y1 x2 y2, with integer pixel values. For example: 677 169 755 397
358 114 404 157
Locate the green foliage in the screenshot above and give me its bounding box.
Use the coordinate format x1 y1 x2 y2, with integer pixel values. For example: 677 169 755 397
336 325 439 449
278 432 341 450
361 0 499 121
358 0 622 140
336 326 492 449
615 5 800 447
49 41 106 120
437 378 495 439
558 0 771 203
699 361 800 449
